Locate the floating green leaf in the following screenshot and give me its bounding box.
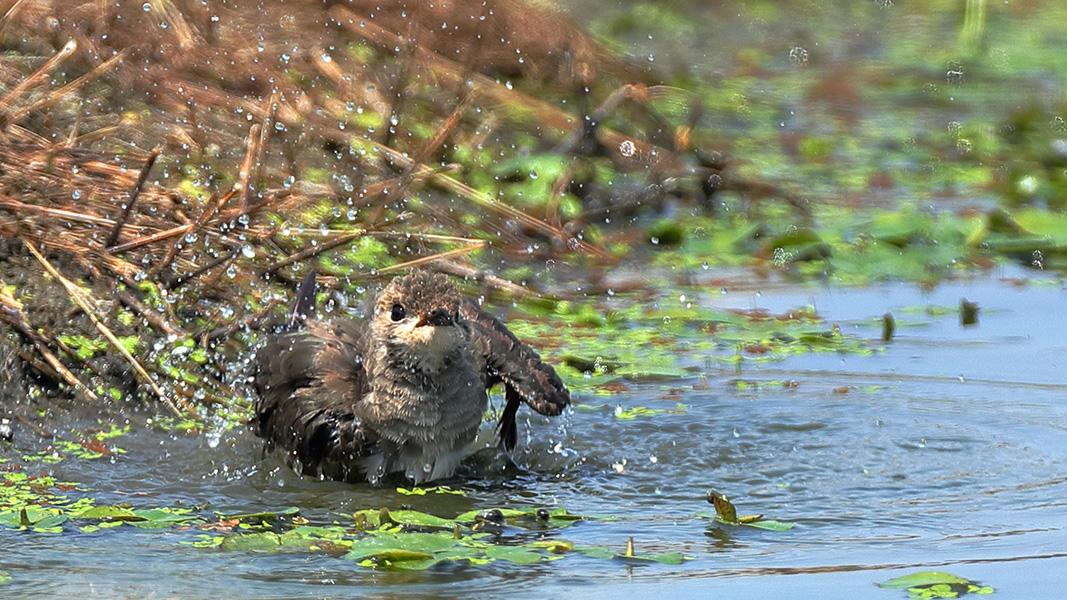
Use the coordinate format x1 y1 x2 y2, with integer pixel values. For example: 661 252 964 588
573 542 685 565
219 532 282 553
484 545 546 564
879 572 974 590
73 505 137 520
396 486 465 496
878 571 994 599
343 532 457 562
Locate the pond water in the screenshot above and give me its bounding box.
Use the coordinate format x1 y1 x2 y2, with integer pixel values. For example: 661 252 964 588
4 267 1066 599
4 0 1067 598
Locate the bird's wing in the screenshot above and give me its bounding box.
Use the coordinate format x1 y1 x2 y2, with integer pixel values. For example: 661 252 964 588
460 299 570 450
254 301 379 479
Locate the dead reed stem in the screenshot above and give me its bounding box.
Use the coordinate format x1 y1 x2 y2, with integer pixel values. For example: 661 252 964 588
23 238 186 418
106 147 161 248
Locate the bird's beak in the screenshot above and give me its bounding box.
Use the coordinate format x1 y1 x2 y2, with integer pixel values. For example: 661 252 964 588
415 308 453 327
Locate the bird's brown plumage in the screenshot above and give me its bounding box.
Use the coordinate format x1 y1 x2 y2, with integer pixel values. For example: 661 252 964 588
253 271 569 483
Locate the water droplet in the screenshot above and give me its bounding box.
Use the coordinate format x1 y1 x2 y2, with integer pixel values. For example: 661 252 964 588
241 244 255 258
142 2 151 11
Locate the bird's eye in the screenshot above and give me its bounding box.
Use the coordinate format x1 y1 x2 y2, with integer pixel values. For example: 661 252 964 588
390 304 406 322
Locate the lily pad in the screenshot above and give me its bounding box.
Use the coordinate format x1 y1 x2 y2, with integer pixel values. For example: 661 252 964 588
33 514 68 532
879 572 973 589
344 532 459 562
453 506 585 529
219 532 282 552
389 547 488 570
573 541 685 565
878 571 994 598
484 545 546 564
73 505 137 520
396 486 465 496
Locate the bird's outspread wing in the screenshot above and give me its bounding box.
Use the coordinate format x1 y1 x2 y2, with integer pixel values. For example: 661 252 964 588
253 275 378 480
460 298 570 451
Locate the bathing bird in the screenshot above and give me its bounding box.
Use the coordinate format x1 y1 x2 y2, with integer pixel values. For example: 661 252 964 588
253 270 569 483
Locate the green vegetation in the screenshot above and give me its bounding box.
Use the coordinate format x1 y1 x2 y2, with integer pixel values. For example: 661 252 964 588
879 572 995 598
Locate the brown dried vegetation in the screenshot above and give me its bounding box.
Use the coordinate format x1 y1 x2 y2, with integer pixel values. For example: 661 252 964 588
0 0 789 418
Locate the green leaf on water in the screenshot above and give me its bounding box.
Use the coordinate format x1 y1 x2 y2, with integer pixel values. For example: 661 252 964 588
219 532 282 552
181 534 223 548
343 532 458 562
574 545 616 559
33 514 68 531
451 506 587 529
0 570 10 584
453 507 530 522
73 505 136 519
572 543 686 564
879 571 993 599
529 539 574 553
734 518 794 531
613 405 665 419
222 507 299 521
0 511 22 528
389 547 486 570
377 510 456 529
396 486 465 496
484 545 545 564
131 508 194 521
277 530 327 550
632 552 685 565
879 572 972 589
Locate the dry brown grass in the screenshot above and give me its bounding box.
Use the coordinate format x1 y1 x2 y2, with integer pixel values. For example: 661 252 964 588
0 0 792 418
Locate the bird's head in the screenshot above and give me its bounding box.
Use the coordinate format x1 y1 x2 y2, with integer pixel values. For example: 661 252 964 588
371 271 468 371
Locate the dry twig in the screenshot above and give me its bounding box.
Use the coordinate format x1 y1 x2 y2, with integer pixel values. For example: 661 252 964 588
23 238 186 418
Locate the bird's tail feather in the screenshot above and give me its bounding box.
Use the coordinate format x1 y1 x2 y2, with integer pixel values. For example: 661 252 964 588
287 270 318 330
